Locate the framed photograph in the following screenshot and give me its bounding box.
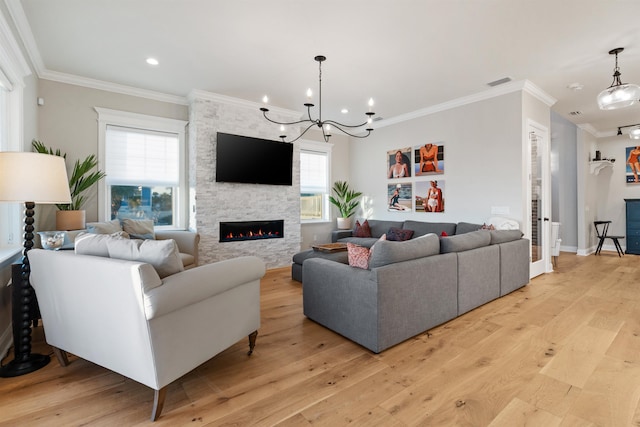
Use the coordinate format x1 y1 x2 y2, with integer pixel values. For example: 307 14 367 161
626 146 640 184
414 142 444 176
415 180 445 213
388 182 412 212
387 147 412 179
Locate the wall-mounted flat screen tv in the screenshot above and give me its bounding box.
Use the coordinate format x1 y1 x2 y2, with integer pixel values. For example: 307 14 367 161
215 132 293 186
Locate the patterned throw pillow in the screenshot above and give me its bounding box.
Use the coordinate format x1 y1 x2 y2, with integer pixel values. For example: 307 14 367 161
386 227 414 241
354 220 372 237
347 243 370 269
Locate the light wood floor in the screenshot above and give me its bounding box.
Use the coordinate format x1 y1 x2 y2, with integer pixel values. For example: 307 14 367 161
1 251 640 426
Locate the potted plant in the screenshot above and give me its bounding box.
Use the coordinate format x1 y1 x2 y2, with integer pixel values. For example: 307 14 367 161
32 140 106 230
329 180 362 230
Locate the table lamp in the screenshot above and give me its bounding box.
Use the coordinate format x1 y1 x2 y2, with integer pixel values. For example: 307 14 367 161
0 152 71 377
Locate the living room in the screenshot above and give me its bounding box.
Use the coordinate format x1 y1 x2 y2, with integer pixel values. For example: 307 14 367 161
1 1 640 424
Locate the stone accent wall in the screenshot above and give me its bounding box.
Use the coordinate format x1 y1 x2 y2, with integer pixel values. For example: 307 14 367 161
188 91 302 268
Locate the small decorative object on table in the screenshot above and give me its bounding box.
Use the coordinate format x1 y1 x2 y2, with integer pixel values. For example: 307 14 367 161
38 231 66 250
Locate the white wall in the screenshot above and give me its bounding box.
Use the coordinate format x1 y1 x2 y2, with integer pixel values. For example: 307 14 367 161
348 91 526 225
576 127 598 254
551 112 578 251
594 134 640 248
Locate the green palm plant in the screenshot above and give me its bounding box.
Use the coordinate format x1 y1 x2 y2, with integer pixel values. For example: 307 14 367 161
328 180 362 218
32 139 106 210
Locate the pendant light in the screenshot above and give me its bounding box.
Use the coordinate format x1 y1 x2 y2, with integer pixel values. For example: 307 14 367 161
597 48 640 110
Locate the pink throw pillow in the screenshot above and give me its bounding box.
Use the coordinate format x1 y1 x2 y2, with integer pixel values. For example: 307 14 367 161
347 243 370 269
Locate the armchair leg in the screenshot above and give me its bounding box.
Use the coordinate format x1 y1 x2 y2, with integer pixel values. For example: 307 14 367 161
52 347 69 367
248 330 258 356
151 387 167 422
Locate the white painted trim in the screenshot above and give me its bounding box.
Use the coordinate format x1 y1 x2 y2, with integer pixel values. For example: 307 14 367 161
43 69 188 105
0 1 33 80
188 89 302 120
94 108 189 228
374 80 556 130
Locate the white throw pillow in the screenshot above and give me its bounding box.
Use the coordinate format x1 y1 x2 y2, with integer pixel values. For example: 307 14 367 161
75 232 128 257
121 219 156 240
86 219 123 234
106 238 183 279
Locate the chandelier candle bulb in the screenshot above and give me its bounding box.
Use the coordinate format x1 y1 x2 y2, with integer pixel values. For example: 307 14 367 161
262 95 269 104
368 98 374 112
306 88 313 100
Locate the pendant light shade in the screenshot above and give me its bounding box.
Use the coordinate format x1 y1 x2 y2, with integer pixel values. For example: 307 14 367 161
597 48 640 110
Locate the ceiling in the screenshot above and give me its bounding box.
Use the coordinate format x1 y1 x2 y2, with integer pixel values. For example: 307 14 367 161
8 0 640 136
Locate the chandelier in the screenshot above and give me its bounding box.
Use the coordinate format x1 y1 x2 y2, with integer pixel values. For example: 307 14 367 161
597 47 640 110
260 55 376 143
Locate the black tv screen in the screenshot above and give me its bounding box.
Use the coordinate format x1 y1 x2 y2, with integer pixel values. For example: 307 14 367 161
215 132 293 186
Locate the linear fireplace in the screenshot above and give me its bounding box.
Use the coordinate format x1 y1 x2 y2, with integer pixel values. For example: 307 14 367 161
220 220 284 242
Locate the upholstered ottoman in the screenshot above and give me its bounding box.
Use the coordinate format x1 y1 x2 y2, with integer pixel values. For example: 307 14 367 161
291 248 349 282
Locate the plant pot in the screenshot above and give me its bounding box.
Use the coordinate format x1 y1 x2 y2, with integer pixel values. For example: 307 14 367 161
336 217 352 230
56 210 86 231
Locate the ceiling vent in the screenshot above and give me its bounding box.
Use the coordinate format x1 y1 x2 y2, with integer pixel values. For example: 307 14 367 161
487 77 512 87
569 111 582 116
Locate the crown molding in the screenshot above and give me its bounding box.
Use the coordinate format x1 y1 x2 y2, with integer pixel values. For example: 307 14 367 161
4 0 43 76
0 0 32 82
188 89 301 120
374 80 556 130
577 123 599 137
40 69 188 105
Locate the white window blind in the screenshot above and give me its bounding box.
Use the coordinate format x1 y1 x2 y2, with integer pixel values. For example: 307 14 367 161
105 125 179 186
300 150 328 193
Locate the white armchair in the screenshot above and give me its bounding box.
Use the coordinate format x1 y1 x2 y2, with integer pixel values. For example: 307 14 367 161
28 249 265 421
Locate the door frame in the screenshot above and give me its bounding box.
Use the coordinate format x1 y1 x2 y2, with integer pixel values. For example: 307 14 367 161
526 119 552 278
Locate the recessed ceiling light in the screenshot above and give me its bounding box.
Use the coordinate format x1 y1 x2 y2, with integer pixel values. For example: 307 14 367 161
146 57 159 66
567 82 584 91
341 108 349 114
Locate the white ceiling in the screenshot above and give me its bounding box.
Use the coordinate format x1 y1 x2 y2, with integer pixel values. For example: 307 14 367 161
8 0 640 136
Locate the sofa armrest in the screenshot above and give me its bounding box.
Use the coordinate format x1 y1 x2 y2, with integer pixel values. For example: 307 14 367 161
143 256 265 319
155 230 200 266
331 230 353 243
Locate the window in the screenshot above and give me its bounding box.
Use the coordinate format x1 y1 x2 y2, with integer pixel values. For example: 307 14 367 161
300 140 332 222
96 108 188 229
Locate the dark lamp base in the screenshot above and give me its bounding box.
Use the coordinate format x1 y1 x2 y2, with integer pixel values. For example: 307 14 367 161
0 353 50 378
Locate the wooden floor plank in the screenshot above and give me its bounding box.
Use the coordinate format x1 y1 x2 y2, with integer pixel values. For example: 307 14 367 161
2 253 640 425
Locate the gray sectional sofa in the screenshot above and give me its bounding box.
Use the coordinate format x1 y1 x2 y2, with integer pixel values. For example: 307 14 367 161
301 219 529 353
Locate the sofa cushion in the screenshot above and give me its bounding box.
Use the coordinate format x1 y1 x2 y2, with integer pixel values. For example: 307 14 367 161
402 220 457 237
455 222 484 235
353 220 372 237
490 229 524 244
122 219 156 240
75 232 128 257
440 230 491 253
106 238 184 279
86 219 123 234
369 233 440 269
387 227 414 241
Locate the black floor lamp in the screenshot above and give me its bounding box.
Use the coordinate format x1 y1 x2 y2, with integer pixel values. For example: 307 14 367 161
0 152 70 377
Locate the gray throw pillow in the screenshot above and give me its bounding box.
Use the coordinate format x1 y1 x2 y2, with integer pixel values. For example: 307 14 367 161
440 230 491 253
369 233 439 269
86 219 123 234
490 229 524 244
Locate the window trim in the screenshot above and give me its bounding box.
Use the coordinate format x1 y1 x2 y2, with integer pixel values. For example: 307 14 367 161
299 139 332 224
95 107 188 229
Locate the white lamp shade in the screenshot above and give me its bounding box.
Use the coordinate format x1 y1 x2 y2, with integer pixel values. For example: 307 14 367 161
0 152 71 203
597 83 640 110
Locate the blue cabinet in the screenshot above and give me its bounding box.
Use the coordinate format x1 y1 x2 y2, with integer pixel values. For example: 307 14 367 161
625 199 640 254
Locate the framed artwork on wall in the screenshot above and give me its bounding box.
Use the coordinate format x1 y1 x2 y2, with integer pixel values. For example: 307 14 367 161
626 145 640 184
388 182 412 211
414 142 444 176
387 147 412 179
415 180 445 212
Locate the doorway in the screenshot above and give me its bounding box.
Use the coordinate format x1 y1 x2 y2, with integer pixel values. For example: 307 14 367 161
528 121 551 278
